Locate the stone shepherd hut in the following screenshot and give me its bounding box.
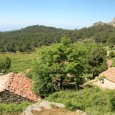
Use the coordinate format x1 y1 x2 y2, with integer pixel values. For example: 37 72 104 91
98 67 115 89
0 73 40 103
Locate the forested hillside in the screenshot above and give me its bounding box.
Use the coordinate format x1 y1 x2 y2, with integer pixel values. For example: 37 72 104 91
0 24 115 52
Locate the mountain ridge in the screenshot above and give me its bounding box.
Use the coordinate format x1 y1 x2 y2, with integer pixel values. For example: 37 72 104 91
0 19 115 53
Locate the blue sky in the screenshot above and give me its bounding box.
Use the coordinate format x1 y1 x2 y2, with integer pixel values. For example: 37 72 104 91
0 0 115 31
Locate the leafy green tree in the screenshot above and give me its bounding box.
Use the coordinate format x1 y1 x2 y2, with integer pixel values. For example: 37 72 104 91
107 32 115 47
83 40 107 78
33 37 86 97
32 39 107 97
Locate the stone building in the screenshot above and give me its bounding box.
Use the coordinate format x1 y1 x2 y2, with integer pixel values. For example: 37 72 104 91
95 67 115 89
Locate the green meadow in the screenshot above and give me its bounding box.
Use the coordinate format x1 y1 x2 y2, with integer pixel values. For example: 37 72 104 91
0 49 39 73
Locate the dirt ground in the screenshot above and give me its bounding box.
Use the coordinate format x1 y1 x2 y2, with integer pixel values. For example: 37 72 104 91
32 108 80 115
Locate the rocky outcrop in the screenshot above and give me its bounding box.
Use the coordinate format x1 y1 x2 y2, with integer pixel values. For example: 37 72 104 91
0 90 31 104
108 18 115 27
21 100 87 115
93 18 115 27
21 100 65 115
93 22 106 26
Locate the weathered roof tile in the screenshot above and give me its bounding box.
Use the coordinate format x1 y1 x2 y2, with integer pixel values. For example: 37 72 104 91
100 67 115 83
0 73 40 101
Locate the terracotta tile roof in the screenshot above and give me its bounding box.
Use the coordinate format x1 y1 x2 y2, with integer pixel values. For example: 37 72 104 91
0 73 40 101
99 67 115 83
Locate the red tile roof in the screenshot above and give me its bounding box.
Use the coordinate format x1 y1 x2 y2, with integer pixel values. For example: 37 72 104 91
99 67 115 83
0 73 40 101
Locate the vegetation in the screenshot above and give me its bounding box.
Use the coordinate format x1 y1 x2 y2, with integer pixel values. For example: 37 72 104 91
32 38 107 97
0 101 30 114
109 51 115 59
0 24 115 114
46 87 115 115
0 57 11 72
0 25 67 52
0 24 115 53
0 49 39 73
112 58 115 67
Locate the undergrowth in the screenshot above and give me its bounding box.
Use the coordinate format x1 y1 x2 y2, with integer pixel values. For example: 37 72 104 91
46 87 115 115
0 101 31 115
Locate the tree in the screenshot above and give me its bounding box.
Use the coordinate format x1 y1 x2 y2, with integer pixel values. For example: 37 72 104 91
33 37 85 97
107 32 115 47
32 39 107 97
83 40 107 78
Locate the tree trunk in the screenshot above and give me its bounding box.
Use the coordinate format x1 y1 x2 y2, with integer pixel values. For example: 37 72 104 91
75 82 79 90
60 77 64 89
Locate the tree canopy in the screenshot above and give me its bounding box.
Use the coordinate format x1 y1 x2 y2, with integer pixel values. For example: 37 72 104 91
32 38 107 97
0 24 115 53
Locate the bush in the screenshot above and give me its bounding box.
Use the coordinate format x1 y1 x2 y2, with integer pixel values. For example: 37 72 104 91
46 87 115 114
0 57 11 72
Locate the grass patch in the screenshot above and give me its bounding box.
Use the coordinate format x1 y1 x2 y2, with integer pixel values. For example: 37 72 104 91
0 101 31 115
46 87 115 115
0 49 39 73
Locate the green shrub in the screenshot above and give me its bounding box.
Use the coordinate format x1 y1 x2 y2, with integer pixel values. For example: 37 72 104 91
46 87 115 114
0 57 11 72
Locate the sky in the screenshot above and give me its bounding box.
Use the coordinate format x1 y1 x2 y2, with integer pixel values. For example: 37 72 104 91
0 0 115 31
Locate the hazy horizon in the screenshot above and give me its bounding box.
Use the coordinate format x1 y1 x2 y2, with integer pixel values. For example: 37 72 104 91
0 22 93 32
0 0 115 31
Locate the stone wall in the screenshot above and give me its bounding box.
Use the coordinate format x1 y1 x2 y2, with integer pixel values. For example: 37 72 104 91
0 90 32 104
94 78 115 89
